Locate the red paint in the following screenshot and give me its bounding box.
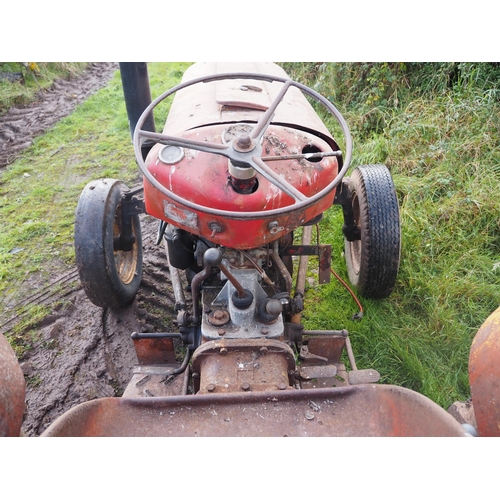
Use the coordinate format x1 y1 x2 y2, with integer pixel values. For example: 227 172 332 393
144 124 339 249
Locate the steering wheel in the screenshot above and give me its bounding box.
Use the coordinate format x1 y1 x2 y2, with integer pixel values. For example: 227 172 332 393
133 71 353 220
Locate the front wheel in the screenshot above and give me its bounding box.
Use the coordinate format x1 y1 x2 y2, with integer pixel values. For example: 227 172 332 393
344 164 400 299
75 179 143 308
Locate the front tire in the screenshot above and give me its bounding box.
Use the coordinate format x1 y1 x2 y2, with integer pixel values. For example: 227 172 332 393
75 179 143 308
344 164 400 299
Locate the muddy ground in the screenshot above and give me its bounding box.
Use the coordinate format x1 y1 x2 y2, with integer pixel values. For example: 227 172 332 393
0 63 118 168
19 216 179 436
1 63 178 436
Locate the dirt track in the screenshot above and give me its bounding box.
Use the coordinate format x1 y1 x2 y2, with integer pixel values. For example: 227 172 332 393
0 63 119 169
1 63 178 436
16 215 179 436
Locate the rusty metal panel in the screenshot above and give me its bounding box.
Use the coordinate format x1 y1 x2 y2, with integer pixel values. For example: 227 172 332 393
318 245 331 284
132 335 177 365
198 351 291 394
192 338 295 394
298 336 347 389
41 385 469 437
163 62 334 142
299 363 349 390
0 333 25 437
280 245 332 284
299 364 337 380
306 336 345 364
123 370 189 399
469 306 500 436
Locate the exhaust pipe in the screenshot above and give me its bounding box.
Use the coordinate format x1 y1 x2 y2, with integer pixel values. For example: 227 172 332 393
119 62 156 159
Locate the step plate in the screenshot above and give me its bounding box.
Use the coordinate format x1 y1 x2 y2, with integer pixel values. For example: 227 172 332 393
348 369 381 385
299 364 338 380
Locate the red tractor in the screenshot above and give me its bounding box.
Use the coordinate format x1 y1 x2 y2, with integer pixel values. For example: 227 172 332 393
3 63 497 436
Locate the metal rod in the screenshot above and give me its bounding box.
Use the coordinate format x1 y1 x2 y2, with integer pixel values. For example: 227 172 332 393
172 347 192 376
303 329 349 337
289 225 313 324
252 156 307 202
139 129 228 153
271 241 292 295
131 332 182 340
250 79 292 141
191 263 213 324
345 336 358 372
262 151 342 161
163 239 187 310
295 225 313 297
218 261 246 298
182 366 190 395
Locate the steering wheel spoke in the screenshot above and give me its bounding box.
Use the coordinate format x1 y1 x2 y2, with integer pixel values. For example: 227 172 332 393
250 80 292 142
133 69 352 220
139 130 230 156
251 156 308 203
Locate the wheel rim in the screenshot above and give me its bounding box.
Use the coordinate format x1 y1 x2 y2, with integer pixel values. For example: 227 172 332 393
113 205 139 285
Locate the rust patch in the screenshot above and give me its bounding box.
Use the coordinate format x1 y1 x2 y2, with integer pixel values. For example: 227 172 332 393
469 306 500 436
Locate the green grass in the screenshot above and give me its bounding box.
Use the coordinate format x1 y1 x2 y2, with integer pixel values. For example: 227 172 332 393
0 62 190 304
283 62 500 408
0 63 88 113
2 61 499 410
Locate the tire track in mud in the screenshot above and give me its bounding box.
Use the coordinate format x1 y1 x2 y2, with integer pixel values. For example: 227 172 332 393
0 270 80 336
19 216 181 436
0 64 184 436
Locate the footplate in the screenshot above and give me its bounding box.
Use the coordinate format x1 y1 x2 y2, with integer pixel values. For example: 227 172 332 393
299 364 338 380
348 369 381 385
298 330 379 389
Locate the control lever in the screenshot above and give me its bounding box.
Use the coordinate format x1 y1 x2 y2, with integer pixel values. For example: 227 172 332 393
203 248 254 309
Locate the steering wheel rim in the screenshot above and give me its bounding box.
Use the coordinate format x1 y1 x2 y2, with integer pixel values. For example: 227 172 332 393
133 71 353 220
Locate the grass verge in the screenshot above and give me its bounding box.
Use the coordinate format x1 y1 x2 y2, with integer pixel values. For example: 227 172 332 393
283 62 500 408
0 63 88 113
0 62 191 349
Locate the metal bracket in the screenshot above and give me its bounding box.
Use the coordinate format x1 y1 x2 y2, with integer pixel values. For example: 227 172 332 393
121 186 146 215
115 187 145 251
279 244 332 284
131 331 179 365
333 179 360 242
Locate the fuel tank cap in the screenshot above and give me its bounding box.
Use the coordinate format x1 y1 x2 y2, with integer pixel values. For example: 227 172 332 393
159 145 184 164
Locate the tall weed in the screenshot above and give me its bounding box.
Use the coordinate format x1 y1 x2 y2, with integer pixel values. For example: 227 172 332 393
285 62 500 407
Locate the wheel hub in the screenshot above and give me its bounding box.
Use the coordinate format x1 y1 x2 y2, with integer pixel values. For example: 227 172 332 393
232 132 255 153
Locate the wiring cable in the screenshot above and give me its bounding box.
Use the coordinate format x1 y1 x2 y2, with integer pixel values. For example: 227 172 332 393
330 267 364 320
314 223 363 320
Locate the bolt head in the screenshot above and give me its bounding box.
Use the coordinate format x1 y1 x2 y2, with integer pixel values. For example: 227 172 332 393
235 133 252 150
208 308 230 326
